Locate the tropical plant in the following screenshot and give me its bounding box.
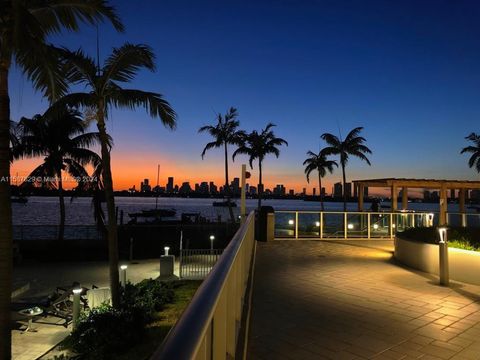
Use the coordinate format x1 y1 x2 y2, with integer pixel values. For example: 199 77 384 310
233 123 288 209
58 44 176 307
0 2 122 357
303 149 338 210
15 106 103 241
321 127 372 211
199 107 244 222
461 133 480 173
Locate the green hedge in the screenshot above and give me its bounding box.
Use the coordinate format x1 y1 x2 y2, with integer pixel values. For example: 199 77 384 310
398 227 480 251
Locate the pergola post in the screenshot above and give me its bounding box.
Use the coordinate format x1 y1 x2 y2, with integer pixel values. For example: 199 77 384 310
402 187 408 210
391 185 398 212
459 188 466 227
358 183 364 211
439 186 447 226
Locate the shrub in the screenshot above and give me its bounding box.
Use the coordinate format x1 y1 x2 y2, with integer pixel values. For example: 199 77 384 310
70 304 144 359
398 227 480 251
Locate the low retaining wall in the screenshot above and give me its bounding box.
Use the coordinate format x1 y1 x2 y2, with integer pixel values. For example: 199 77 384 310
394 237 480 286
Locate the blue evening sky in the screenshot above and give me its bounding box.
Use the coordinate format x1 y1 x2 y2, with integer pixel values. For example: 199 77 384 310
9 0 480 192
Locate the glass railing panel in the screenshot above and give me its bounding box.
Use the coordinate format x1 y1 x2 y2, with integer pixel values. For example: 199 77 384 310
322 212 344 238
346 213 368 238
298 212 321 237
275 211 296 238
369 213 390 237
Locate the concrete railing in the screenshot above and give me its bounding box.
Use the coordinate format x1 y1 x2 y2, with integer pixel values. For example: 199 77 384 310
151 211 256 360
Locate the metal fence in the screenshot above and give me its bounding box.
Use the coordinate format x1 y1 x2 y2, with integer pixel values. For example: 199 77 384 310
179 249 224 279
13 225 102 241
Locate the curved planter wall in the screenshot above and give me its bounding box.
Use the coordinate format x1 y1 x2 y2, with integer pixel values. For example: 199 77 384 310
394 237 480 286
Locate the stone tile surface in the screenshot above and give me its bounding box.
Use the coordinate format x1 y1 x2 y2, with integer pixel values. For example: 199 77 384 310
247 240 480 360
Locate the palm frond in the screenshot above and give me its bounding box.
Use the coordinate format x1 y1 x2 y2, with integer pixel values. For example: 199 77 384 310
103 43 155 82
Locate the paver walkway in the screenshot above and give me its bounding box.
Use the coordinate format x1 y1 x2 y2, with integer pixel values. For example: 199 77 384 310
247 240 480 360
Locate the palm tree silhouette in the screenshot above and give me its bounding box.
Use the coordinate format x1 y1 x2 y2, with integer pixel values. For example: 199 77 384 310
15 106 103 241
461 133 480 172
321 127 371 211
199 107 244 222
233 123 288 210
58 44 176 307
303 149 338 211
0 2 122 354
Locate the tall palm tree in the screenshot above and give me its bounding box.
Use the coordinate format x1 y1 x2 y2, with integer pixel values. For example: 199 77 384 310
0 2 122 357
303 149 338 211
58 44 176 307
233 123 288 210
199 107 244 222
321 127 372 211
461 133 480 172
15 106 103 241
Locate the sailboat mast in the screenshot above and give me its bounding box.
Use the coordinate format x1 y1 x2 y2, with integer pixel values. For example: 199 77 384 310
155 164 160 210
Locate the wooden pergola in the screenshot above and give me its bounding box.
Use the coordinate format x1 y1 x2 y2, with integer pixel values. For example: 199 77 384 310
352 178 480 225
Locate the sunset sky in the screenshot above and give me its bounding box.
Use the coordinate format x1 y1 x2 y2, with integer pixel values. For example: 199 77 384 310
9 0 480 195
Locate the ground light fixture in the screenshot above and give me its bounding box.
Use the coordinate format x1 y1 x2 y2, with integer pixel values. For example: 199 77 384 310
288 219 294 225
315 221 320 227
164 246 170 256
437 227 449 286
373 224 379 230
120 265 128 287
347 223 354 230
210 235 215 252
72 286 82 331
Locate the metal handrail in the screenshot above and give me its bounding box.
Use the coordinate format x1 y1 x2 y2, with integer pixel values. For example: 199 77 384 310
151 211 255 360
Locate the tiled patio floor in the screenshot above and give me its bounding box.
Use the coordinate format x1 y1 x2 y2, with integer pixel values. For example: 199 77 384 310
248 240 480 360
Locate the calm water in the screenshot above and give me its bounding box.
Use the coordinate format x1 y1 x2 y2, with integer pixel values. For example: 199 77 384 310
11 196 467 225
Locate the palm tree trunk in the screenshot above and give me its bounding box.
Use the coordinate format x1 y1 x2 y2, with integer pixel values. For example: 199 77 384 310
96 102 120 308
341 161 347 212
0 60 12 360
318 171 324 211
224 143 234 222
258 160 263 210
58 171 65 241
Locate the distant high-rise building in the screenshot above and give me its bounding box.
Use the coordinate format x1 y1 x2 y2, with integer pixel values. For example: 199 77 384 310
313 187 316 196
231 177 240 196
166 177 174 193
199 182 209 194
321 187 326 196
289 189 294 196
344 182 352 198
141 178 151 192
249 186 257 195
302 188 306 196
334 182 342 198
209 181 217 194
274 184 285 196
194 183 200 192
179 182 192 194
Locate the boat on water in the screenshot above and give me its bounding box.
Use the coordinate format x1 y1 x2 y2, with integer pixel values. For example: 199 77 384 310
11 196 28 204
212 200 237 207
127 208 177 224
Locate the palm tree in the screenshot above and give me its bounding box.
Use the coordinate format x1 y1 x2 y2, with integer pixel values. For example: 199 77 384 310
58 44 176 308
461 133 480 172
233 123 288 210
321 127 372 211
15 106 103 241
199 107 244 222
0 2 122 357
303 149 338 211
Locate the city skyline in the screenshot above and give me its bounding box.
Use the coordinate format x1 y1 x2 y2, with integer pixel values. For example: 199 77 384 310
8 1 480 193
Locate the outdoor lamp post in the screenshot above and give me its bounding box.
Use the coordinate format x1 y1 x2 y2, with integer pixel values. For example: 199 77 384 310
209 235 215 253
438 227 449 286
120 265 128 287
72 286 82 331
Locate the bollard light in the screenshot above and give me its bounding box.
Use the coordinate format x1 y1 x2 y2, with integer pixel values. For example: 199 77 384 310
347 223 354 230
164 246 170 256
288 219 294 225
120 265 128 287
315 221 320 227
209 235 215 253
373 224 379 230
72 287 82 331
438 227 449 286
